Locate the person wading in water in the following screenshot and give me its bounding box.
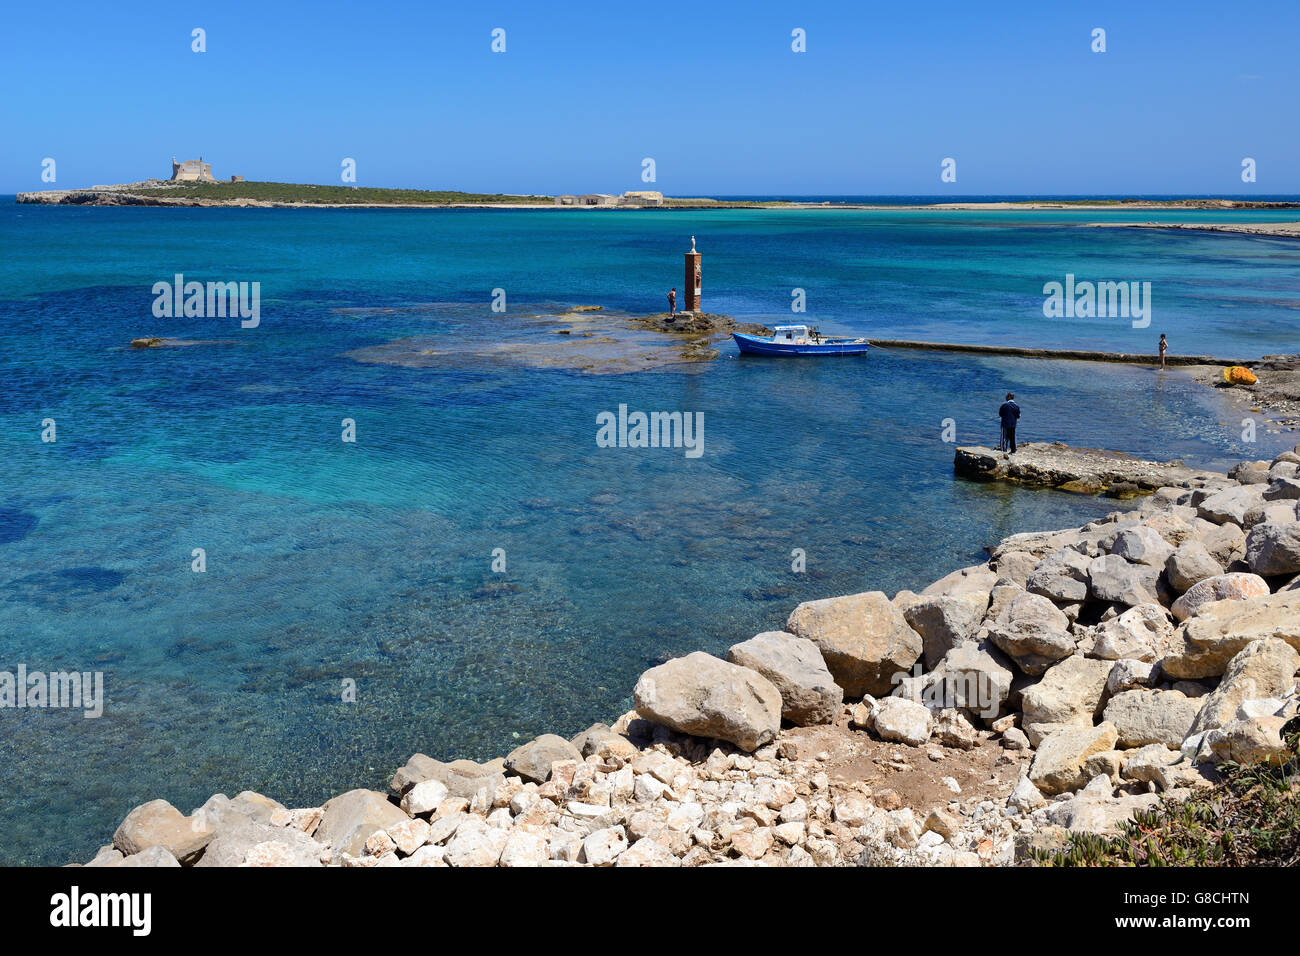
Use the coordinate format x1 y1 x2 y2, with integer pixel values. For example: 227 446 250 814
1159 333 1168 370
998 393 1021 454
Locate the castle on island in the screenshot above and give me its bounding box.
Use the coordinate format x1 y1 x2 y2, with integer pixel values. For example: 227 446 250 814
170 157 243 183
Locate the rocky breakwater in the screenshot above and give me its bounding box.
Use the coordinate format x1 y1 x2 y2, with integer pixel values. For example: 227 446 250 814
954 441 1222 497
76 445 1300 867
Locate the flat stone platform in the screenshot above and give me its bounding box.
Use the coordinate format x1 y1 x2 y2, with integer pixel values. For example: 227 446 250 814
954 442 1223 496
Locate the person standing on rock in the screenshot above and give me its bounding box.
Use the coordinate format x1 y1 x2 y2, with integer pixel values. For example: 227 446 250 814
998 393 1020 454
1159 333 1168 370
667 287 677 316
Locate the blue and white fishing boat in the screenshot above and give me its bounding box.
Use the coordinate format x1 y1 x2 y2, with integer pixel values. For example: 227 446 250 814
731 325 871 356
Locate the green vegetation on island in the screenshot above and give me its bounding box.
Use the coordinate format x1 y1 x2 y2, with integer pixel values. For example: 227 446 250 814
130 180 552 205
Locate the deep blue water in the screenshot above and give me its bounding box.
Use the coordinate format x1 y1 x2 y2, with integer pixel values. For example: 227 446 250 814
0 202 1297 865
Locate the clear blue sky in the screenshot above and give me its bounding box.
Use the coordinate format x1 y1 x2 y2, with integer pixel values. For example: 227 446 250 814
2 0 1296 195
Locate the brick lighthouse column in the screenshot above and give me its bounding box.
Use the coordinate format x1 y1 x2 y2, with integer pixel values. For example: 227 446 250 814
684 235 701 312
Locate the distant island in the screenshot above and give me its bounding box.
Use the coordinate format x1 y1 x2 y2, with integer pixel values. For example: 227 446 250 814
14 159 1300 212
14 179 795 209
20 182 1300 212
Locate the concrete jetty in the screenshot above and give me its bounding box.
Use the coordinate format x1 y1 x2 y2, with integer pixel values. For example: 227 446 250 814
868 340 1254 368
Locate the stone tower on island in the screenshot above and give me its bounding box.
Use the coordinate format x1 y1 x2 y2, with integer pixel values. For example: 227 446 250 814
170 157 216 182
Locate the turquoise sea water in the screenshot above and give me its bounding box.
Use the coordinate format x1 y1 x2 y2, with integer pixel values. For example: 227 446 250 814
1 202 1297 865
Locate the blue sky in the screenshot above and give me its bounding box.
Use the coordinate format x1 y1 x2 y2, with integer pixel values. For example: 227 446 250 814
1 0 1296 195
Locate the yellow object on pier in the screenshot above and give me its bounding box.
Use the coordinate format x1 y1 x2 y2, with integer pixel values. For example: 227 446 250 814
1223 366 1258 385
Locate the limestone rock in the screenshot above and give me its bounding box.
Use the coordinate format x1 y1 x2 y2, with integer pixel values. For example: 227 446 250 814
1020 656 1113 728
920 564 998 600
633 652 782 752
903 592 989 670
196 822 323 867
1090 603 1174 662
1102 689 1200 748
1164 541 1223 594
1110 526 1174 566
1197 486 1266 526
315 789 410 858
106 845 182 867
871 696 934 746
113 799 215 865
1106 658 1156 695
785 591 922 697
1205 715 1292 766
1026 549 1092 603
933 640 1016 719
617 837 681 867
727 630 843 726
1245 522 1300 576
443 820 509 867
987 592 1075 676
1088 554 1159 607
1170 572 1270 622
1163 590 1300 679
505 734 582 784
1189 638 1300 734
390 754 504 801
1263 477 1300 500
1028 723 1120 796
1120 743 1182 783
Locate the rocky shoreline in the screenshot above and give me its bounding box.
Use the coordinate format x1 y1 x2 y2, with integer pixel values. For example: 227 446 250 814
75 444 1300 868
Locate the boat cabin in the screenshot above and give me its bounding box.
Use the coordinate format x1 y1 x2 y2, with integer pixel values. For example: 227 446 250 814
771 325 813 344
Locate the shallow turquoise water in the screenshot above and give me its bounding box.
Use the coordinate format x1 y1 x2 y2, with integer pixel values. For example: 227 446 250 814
0 203 1296 864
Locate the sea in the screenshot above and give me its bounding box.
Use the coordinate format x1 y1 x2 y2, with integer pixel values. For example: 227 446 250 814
1 198 1297 864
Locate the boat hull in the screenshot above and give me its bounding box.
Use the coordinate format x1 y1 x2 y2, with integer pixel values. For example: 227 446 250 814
731 332 871 356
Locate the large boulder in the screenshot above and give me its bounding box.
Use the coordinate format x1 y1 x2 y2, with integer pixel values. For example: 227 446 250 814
870 696 933 746
1263 477 1300 501
1110 526 1174 566
113 799 215 865
1102 690 1200 748
633 652 781 752
727 631 842 726
505 734 582 784
1090 603 1175 662
1026 549 1092 603
1164 541 1223 594
1028 723 1120 796
1020 656 1113 729
1170 572 1271 622
1204 716 1292 766
903 592 988 670
932 640 1016 721
1189 638 1300 735
1245 522 1300 576
1163 590 1300 679
1088 554 1159 607
1199 522 1247 567
986 592 1075 676
920 564 998 600
390 755 504 801
315 789 410 857
786 591 922 697
195 822 324 867
1197 486 1266 526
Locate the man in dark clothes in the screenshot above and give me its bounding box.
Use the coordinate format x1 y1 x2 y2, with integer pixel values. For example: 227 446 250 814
998 392 1020 454
667 288 677 316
